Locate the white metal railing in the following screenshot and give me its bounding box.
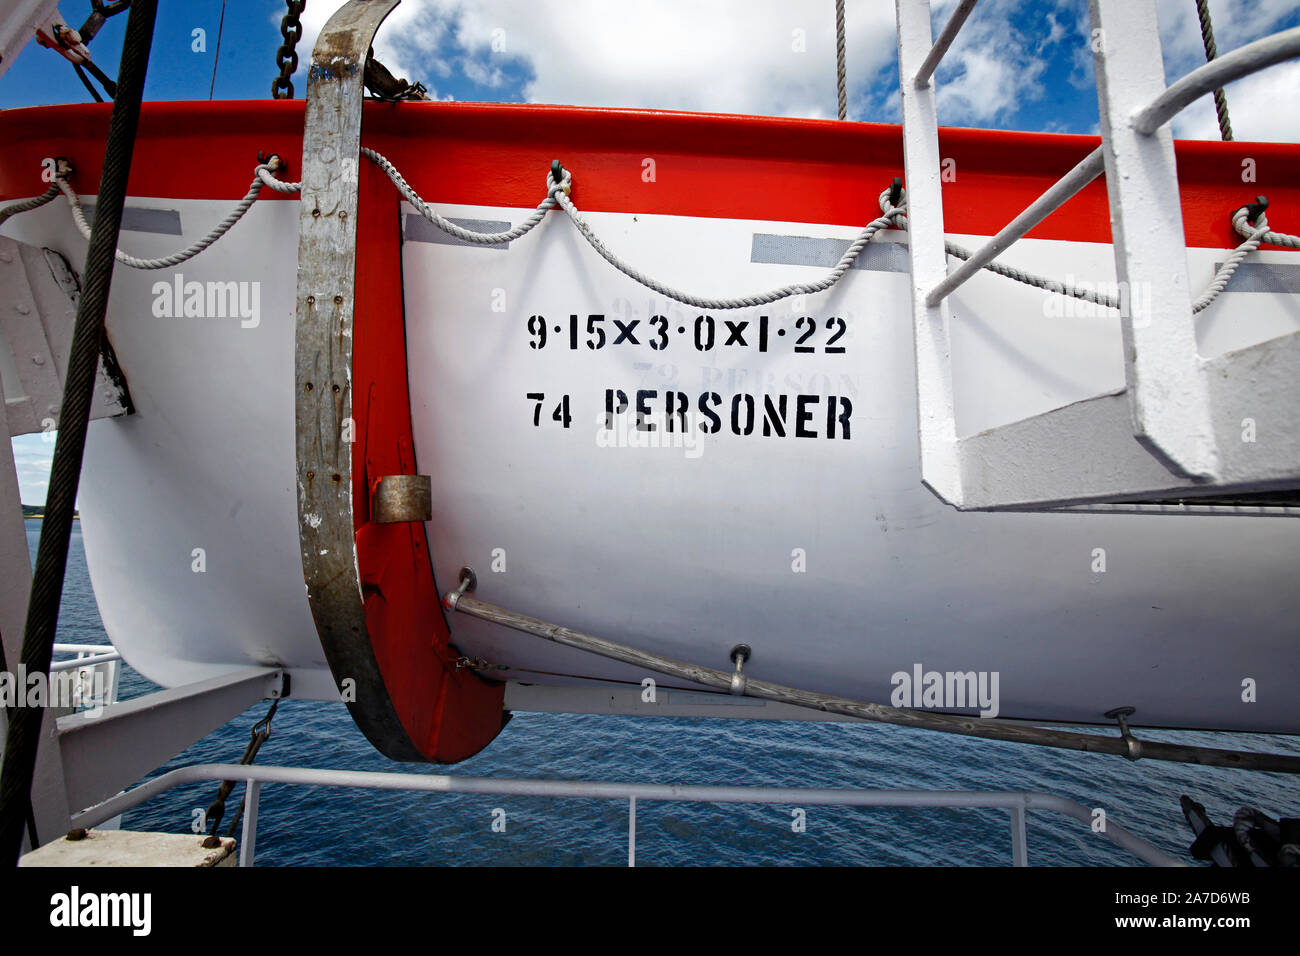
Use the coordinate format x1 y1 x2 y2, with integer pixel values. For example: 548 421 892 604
894 0 1300 510
50 642 121 711
66 762 1185 867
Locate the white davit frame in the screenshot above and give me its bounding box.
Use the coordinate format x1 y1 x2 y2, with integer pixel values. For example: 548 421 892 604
895 0 1300 510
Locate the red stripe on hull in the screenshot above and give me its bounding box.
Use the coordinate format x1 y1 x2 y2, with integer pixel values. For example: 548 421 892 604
1 100 1295 249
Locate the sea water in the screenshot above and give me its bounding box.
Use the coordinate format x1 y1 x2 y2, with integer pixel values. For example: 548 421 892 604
30 520 1300 866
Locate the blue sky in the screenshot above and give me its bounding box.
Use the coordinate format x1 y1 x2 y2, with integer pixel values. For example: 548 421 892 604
5 0 1299 503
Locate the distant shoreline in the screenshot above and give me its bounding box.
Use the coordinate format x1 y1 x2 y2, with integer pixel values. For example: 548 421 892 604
21 506 79 520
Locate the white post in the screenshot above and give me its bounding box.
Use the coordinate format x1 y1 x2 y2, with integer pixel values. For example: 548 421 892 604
1009 805 1028 866
240 779 260 867
0 370 71 849
896 0 963 506
1089 0 1218 481
627 796 636 867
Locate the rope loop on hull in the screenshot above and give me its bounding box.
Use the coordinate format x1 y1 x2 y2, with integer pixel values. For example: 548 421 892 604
3 151 1295 314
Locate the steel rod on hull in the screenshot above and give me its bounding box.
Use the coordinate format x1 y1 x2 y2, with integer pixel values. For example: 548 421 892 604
0 0 159 866
450 593 1300 775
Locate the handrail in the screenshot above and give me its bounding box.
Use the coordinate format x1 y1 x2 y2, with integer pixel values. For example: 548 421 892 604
1133 26 1300 134
913 0 979 88
925 146 1104 306
52 643 114 655
66 762 1185 867
48 651 120 672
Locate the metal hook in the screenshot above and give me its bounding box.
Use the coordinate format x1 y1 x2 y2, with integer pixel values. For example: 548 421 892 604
443 566 477 610
888 176 903 208
257 152 286 175
550 159 571 196
729 644 751 695
1104 706 1143 761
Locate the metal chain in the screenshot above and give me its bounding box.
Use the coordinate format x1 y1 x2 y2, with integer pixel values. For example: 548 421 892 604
272 0 306 99
201 699 279 847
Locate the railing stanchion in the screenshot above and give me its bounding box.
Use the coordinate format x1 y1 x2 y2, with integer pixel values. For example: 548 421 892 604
1009 804 1028 867
240 779 260 867
628 795 637 867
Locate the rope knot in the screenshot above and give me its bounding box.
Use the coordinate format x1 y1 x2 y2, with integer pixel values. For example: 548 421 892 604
878 182 907 228
548 159 572 198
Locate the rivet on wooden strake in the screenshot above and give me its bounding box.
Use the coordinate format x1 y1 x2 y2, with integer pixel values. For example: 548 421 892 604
371 475 432 523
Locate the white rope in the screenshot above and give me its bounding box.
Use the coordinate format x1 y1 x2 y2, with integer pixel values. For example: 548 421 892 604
1233 205 1300 250
360 146 559 245
1192 209 1272 313
0 185 59 228
886 186 1291 315
881 189 1120 309
54 160 294 270
551 184 897 310
367 147 896 309
6 152 1290 316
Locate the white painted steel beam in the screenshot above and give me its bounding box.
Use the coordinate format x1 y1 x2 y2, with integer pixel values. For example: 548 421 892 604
894 1 1299 510
896 0 962 506
1090 0 1217 481
57 667 284 814
0 237 130 437
1201 331 1300 488
958 392 1202 510
954 333 1300 509
0 373 71 848
0 0 60 80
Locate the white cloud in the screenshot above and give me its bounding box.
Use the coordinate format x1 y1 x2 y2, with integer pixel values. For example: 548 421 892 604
1170 59 1300 143
11 435 54 505
1156 0 1300 142
283 0 454 96
431 0 898 118
281 0 1046 125
277 0 1298 140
